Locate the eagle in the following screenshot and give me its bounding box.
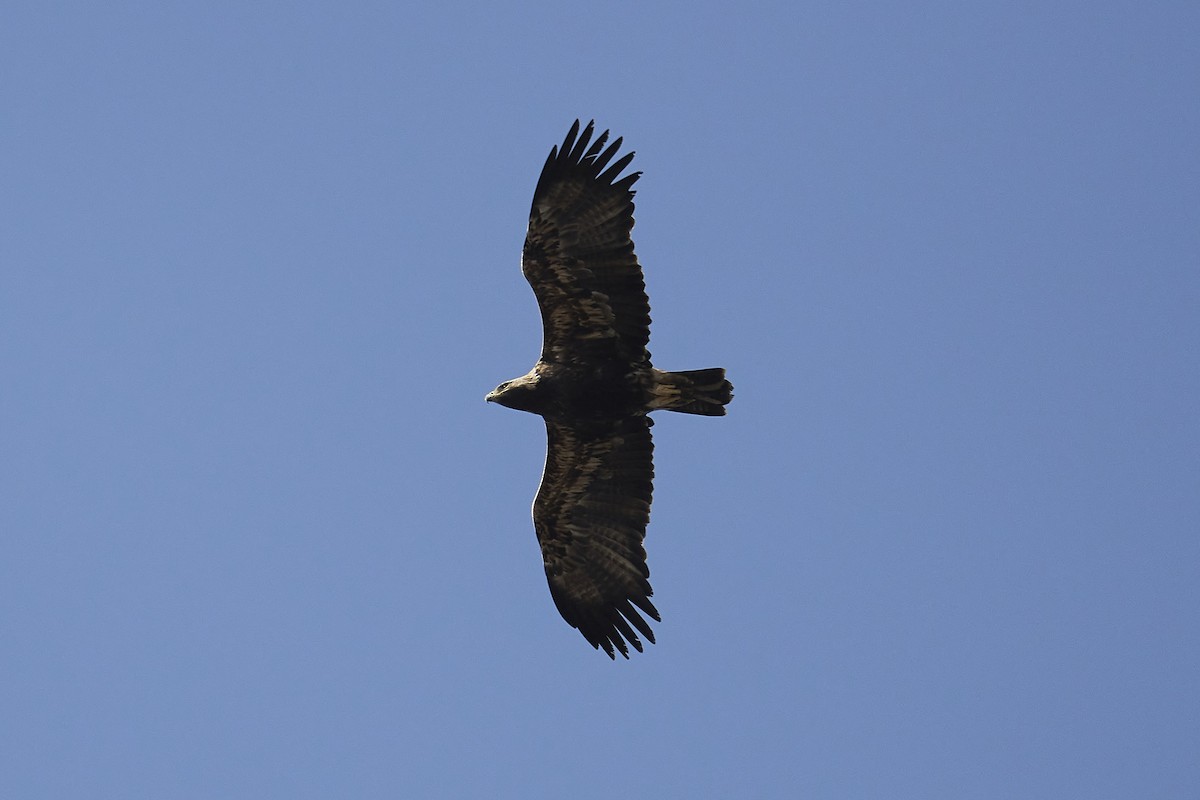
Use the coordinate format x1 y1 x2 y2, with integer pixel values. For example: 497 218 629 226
486 120 733 659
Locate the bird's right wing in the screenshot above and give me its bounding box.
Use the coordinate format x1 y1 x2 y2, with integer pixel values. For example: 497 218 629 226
533 415 659 658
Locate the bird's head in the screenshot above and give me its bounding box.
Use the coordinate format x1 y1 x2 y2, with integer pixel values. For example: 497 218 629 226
486 372 542 413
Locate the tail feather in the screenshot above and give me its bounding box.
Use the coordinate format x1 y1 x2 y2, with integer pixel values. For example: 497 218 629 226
650 368 733 416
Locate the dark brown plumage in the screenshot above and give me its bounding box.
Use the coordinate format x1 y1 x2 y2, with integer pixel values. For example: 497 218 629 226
487 121 732 658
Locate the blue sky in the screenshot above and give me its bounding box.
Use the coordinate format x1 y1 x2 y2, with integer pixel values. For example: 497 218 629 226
3 1 1198 797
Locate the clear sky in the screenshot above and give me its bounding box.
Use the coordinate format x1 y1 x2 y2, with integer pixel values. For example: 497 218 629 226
3 2 1198 797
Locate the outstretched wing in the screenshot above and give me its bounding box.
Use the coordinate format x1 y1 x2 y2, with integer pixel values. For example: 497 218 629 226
534 416 659 658
521 120 650 366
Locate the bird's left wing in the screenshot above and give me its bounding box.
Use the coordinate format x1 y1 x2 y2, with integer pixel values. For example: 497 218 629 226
521 120 650 366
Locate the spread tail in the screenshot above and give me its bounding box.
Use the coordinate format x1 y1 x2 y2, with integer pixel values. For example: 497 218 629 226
650 368 733 416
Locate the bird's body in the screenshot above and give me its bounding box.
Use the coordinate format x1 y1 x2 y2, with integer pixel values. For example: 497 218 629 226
487 121 732 658
487 360 643 422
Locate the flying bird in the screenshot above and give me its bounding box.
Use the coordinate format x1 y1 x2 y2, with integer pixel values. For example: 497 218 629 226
486 120 733 658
